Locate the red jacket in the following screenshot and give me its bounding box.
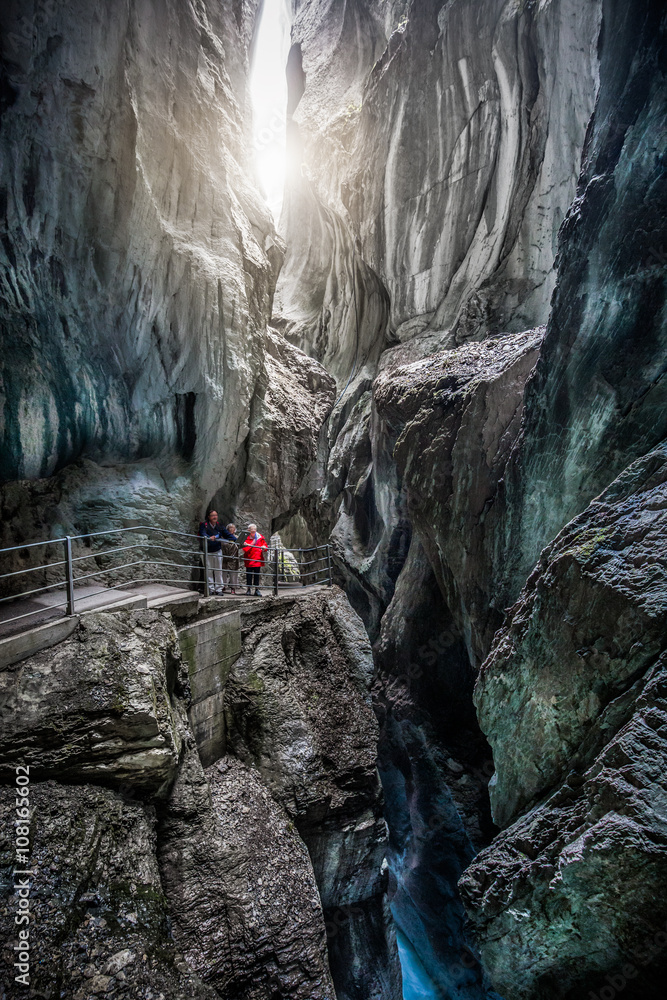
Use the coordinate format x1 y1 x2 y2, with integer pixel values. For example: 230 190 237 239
242 532 268 567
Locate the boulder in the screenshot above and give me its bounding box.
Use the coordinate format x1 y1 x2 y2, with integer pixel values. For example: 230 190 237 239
158 746 336 1000
476 445 667 828
460 446 667 999
223 587 403 1000
0 610 186 794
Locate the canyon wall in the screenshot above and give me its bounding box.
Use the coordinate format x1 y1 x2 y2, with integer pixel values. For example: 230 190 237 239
274 0 606 994
0 592 401 999
276 0 601 636
459 2 667 997
1 0 666 997
0 3 401 997
0 0 332 547
276 0 667 996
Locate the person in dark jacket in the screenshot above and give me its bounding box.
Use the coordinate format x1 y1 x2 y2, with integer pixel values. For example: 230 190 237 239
221 523 239 594
199 512 238 594
199 511 227 594
242 523 268 596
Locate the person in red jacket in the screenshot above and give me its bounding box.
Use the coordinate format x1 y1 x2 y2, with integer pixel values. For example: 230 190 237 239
242 523 268 596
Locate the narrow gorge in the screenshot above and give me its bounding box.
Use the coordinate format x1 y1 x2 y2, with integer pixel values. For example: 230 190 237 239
0 2 665 999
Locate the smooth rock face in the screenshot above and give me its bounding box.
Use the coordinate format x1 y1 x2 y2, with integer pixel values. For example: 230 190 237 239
219 327 336 525
460 448 667 999
275 0 601 651
223 588 402 1000
276 0 602 650
0 0 268 489
0 0 334 543
286 0 601 342
0 610 185 793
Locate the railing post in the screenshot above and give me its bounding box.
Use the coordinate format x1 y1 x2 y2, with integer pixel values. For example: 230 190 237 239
301 549 306 587
273 547 279 597
65 536 76 615
327 545 333 587
203 544 210 598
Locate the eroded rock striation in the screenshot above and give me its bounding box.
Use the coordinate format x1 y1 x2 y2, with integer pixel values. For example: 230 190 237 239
2 0 667 996
276 0 667 995
0 0 334 545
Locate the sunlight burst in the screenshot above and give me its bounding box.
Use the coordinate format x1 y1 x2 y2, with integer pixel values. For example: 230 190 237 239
250 0 291 222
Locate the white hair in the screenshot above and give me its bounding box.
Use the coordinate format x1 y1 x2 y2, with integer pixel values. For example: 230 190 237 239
248 523 257 531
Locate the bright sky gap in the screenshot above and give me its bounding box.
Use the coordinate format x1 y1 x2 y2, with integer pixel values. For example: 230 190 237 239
250 0 291 222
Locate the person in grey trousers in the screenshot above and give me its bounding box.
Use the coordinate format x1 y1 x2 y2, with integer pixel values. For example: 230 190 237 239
221 523 239 594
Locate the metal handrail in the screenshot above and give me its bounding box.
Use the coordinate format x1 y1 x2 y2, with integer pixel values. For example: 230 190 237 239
0 577 76 604
0 524 333 631
0 537 67 553
0 558 69 579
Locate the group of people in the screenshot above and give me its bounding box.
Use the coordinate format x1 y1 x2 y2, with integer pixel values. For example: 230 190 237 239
198 512 268 597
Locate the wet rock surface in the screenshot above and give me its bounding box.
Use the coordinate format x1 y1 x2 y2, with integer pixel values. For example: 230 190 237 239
477 446 667 829
373 537 501 1000
158 747 336 1000
224 588 402 999
277 0 601 646
0 611 185 793
454 5 667 996
0 590 397 999
0 781 218 1000
1 0 666 996
495 0 667 601
278 0 667 995
461 448 667 999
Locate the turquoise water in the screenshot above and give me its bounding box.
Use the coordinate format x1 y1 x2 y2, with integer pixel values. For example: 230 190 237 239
396 929 441 999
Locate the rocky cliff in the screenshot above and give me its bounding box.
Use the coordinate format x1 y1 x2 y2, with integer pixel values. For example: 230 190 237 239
2 0 666 997
273 0 667 996
0 0 333 544
275 0 601 638
0 591 400 999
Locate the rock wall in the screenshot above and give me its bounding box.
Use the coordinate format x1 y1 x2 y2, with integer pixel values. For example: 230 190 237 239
2 0 666 996
457 3 667 996
0 0 334 547
274 0 667 996
461 445 667 1000
276 0 602 637
0 591 400 999
223 588 402 999
495 0 667 600
272 0 609 994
